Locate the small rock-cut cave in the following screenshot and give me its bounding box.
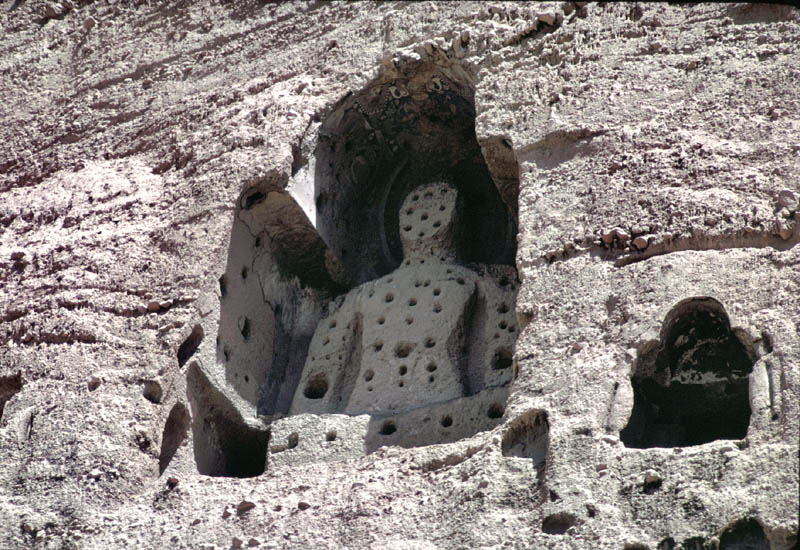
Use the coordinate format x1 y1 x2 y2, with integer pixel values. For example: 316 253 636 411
621 297 755 448
501 410 549 481
718 518 770 550
187 363 269 477
193 60 522 473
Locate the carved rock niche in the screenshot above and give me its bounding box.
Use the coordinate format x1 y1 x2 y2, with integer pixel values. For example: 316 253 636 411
621 297 756 449
190 62 521 475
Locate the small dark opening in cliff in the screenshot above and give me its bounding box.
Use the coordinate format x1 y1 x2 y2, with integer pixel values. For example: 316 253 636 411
542 512 577 535
177 324 204 368
187 364 268 478
303 373 328 399
0 372 23 423
621 297 754 448
200 412 269 477
657 537 676 550
719 518 769 550
681 537 707 550
502 410 549 480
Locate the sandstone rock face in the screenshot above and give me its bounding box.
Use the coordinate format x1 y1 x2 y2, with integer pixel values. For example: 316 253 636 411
1 2 798 549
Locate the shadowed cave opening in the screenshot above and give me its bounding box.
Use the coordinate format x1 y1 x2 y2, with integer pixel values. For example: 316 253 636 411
621 297 755 449
187 364 269 477
719 518 770 550
542 512 578 536
659 518 774 550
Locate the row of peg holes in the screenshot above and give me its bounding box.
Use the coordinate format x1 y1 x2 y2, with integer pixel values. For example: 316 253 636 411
378 402 505 435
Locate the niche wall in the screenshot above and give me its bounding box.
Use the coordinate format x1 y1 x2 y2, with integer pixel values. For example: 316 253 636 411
621 297 756 448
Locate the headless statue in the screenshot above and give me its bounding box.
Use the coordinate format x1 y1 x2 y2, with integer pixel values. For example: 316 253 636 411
290 181 517 422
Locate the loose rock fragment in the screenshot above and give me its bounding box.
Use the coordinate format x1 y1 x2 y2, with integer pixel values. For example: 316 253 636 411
87 376 101 391
231 537 243 549
44 2 65 19
600 434 619 445
778 189 797 209
297 501 310 511
613 227 630 243
775 217 793 240
570 341 587 354
632 236 649 250
167 477 179 489
147 301 161 312
643 469 661 485
538 12 557 26
237 500 256 515
84 16 96 30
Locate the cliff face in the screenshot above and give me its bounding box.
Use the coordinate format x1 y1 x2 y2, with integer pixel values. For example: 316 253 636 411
0 2 798 549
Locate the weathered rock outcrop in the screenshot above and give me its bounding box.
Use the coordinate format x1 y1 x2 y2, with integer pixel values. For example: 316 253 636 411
0 2 797 549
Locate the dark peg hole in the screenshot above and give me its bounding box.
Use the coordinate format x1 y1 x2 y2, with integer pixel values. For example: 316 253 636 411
303 373 329 399
380 420 397 435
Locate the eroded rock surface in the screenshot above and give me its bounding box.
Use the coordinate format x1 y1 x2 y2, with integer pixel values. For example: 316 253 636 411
0 2 798 549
